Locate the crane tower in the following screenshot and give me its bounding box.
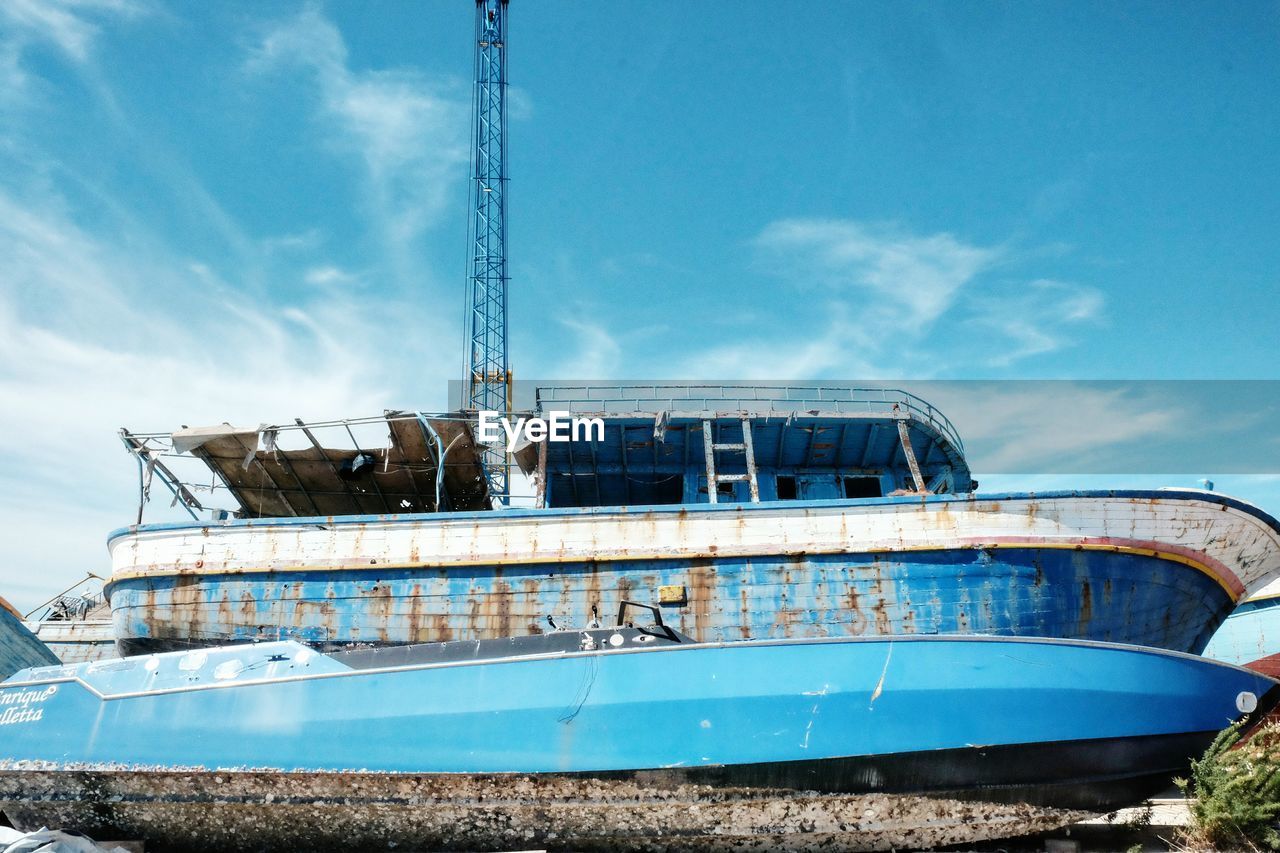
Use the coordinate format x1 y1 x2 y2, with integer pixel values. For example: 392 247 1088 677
464 0 511 504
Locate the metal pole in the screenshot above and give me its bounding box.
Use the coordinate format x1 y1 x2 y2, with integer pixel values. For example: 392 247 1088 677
464 0 511 506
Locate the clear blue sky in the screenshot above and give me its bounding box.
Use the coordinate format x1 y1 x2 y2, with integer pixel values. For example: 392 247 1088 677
1 1 1278 608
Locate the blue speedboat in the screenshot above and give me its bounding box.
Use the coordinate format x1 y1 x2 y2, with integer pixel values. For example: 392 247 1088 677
0 622 1272 851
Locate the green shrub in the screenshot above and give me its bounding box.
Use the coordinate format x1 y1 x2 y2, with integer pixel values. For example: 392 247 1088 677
1175 720 1280 851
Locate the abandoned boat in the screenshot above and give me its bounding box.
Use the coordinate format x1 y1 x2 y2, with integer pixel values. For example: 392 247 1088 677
1205 577 1280 678
0 598 59 679
22 577 116 664
0 625 1273 852
105 386 1280 656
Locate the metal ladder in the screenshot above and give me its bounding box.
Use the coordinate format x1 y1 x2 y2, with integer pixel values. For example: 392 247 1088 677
702 417 760 504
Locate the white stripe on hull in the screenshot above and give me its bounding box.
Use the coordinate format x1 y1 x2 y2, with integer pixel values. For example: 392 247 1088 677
110 493 1280 599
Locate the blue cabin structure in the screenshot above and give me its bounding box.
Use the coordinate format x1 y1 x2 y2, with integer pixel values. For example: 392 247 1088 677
525 385 973 509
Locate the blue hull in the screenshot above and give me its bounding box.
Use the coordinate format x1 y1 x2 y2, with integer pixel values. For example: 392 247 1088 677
1 633 1271 851
1 633 1271 779
110 546 1234 655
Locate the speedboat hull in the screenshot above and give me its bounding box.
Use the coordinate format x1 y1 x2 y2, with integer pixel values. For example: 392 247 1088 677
0 632 1273 851
106 489 1280 655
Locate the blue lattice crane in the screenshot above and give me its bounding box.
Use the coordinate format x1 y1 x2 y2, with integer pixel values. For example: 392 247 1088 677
465 0 511 504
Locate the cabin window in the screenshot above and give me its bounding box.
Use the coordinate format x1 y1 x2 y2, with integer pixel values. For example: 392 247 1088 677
717 481 735 497
843 476 882 498
776 475 797 500
549 472 686 508
630 473 685 505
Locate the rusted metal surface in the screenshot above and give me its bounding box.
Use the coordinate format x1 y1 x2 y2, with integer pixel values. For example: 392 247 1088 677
109 547 1235 655
184 413 489 518
120 430 203 522
109 493 1277 593
896 418 926 493
105 491 1280 654
534 431 549 509
0 768 1086 852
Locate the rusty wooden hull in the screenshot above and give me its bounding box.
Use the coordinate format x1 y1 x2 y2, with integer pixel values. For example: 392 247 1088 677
0 608 58 679
105 489 1280 655
21 620 116 664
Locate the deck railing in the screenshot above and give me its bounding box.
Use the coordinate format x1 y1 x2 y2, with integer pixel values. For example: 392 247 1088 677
534 384 964 454
118 386 966 522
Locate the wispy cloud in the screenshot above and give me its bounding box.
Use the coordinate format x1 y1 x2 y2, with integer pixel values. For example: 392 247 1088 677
921 383 1182 472
0 182 454 608
755 219 996 331
303 265 357 287
686 218 1106 377
966 278 1104 366
686 301 885 379
553 316 623 378
246 6 469 264
0 5 484 608
0 0 142 99
0 188 429 461
0 0 141 62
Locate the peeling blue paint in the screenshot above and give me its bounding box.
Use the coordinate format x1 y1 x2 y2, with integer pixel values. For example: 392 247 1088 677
109 547 1232 655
